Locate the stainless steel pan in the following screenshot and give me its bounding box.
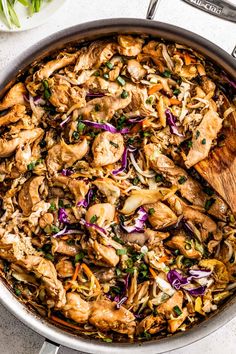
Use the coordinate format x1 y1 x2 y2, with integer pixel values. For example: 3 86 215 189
0 1 236 353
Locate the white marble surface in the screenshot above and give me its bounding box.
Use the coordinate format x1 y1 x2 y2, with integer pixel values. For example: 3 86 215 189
0 0 236 353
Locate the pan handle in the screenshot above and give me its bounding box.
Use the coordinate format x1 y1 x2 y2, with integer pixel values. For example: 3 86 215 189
146 0 161 20
146 0 236 59
39 339 60 354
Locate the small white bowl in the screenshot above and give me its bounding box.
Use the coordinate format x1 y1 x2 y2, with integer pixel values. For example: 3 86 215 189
0 0 67 32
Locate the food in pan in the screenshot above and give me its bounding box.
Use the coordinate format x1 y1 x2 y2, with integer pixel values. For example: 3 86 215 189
0 35 235 342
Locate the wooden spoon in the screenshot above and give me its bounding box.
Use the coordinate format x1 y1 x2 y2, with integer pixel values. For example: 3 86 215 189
195 95 236 215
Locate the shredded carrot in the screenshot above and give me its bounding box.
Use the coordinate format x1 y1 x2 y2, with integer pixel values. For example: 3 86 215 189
183 53 196 65
148 83 162 95
149 267 158 279
81 263 101 292
158 256 169 263
142 118 152 129
130 123 141 133
65 263 80 291
169 98 181 106
51 315 83 331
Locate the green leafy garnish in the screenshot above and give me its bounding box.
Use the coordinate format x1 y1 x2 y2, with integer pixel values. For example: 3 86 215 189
75 251 85 263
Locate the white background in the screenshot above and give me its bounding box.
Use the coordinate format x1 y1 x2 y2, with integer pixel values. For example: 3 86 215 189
0 0 236 353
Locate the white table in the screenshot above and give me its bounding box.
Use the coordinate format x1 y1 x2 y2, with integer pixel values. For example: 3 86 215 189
0 0 235 353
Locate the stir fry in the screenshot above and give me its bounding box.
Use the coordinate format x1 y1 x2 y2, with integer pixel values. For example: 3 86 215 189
0 35 235 342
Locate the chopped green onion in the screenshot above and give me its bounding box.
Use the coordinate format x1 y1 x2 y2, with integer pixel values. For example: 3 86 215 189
14 288 21 296
90 215 98 223
75 251 85 263
45 253 54 261
201 138 206 145
148 208 155 215
106 61 113 69
116 249 127 256
205 198 216 211
163 70 171 78
173 305 182 316
49 202 56 212
121 90 129 99
155 174 163 182
195 130 200 139
109 141 119 148
178 176 187 184
103 73 109 80
117 76 126 86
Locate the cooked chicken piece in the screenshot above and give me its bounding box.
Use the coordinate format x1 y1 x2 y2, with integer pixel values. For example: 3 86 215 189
121 188 172 215
173 56 198 80
0 231 37 262
15 143 32 173
92 132 124 167
144 202 177 230
168 307 188 333
166 231 202 259
117 35 144 57
90 299 136 335
0 83 26 111
136 314 165 335
144 143 228 220
127 59 146 82
74 41 116 72
122 232 148 246
201 76 216 95
34 53 78 81
167 194 218 242
51 239 79 257
63 292 91 323
94 268 116 282
0 104 27 127
49 78 86 112
52 175 89 204
18 176 44 216
158 291 183 316
46 138 89 175
93 177 120 204
93 240 119 267
56 259 74 278
0 128 43 158
39 212 54 229
126 84 155 116
145 228 170 245
199 259 229 285
19 255 66 308
185 109 222 168
85 203 115 227
76 95 131 122
84 76 122 95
